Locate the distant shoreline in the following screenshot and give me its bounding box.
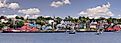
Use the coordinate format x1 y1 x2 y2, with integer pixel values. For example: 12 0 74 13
2 30 114 33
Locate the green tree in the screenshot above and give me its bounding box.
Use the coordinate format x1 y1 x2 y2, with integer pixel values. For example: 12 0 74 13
64 16 73 21
55 17 62 24
15 16 20 19
37 16 43 20
17 21 24 28
20 17 24 20
45 17 53 20
0 24 4 30
0 16 6 19
107 17 113 23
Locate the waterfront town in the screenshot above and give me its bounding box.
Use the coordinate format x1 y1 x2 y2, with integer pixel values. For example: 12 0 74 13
0 15 121 32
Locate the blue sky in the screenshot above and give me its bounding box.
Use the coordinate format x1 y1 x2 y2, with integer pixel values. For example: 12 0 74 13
1 0 121 18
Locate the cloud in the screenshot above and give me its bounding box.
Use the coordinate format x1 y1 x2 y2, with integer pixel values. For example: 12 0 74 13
63 0 71 4
79 2 113 17
0 0 20 9
0 0 7 8
105 11 113 16
8 3 20 9
0 2 5 8
18 8 40 15
50 0 71 8
50 1 63 8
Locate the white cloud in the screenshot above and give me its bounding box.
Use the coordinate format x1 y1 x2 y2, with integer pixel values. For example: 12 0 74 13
18 8 40 15
0 0 7 8
8 3 20 9
63 0 71 4
50 1 63 8
0 2 5 8
0 0 20 10
105 11 113 16
79 2 113 17
50 0 71 8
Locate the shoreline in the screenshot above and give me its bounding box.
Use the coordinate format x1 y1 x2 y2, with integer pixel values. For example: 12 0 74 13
2 30 114 33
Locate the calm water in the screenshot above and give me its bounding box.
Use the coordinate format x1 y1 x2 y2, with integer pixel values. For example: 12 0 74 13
0 32 121 43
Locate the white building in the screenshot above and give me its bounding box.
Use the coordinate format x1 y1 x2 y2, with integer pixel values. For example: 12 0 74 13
1 19 8 23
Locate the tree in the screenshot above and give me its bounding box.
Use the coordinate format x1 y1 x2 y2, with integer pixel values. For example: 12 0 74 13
55 17 62 24
15 16 24 20
64 16 73 21
79 16 87 23
20 17 24 20
45 17 53 20
56 17 62 21
36 20 45 25
17 21 24 28
15 16 20 19
37 16 44 20
0 24 4 30
107 17 113 23
118 18 121 24
0 16 6 19
79 16 82 20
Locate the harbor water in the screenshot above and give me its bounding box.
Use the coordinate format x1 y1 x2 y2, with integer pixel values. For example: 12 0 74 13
0 32 121 43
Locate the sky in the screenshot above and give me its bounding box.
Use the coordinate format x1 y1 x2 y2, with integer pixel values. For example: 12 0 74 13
0 0 121 18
